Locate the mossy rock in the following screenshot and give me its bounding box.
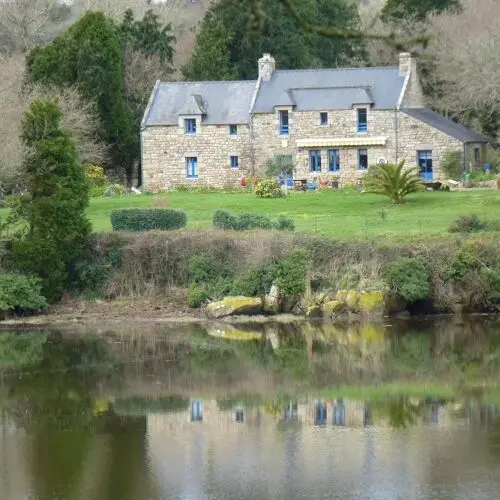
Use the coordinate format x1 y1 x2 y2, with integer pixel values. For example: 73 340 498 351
206 296 263 318
306 304 322 318
358 292 386 316
322 300 346 316
345 290 361 312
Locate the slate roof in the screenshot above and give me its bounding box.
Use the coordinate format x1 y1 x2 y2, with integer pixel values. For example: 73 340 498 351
143 81 257 126
252 67 405 112
402 108 489 143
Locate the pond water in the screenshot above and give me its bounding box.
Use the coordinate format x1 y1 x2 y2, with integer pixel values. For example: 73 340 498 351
1 319 500 500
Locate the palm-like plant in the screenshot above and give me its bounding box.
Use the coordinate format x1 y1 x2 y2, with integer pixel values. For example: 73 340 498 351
363 161 424 204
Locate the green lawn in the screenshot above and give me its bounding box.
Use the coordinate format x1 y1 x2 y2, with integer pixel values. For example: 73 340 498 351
86 189 500 238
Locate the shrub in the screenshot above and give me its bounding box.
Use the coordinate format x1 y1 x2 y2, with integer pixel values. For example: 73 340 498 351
103 183 126 197
0 274 48 317
364 161 424 204
385 258 430 303
255 178 283 198
89 185 107 198
110 209 187 232
274 215 295 231
448 214 487 234
187 283 210 308
84 164 107 186
231 262 278 297
441 150 463 181
489 264 500 301
212 210 294 231
275 249 309 296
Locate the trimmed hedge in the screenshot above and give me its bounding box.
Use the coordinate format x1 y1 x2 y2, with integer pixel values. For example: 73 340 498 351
110 209 187 232
213 210 295 231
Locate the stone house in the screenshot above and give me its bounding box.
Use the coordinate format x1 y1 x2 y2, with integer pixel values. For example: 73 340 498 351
141 53 488 191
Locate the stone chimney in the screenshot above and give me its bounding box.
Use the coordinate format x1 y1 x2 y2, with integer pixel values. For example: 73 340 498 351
258 53 276 81
399 52 416 77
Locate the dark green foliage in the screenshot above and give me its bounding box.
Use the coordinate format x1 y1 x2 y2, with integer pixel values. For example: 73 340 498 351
27 12 138 182
183 0 365 81
275 249 309 296
385 258 430 303
231 249 308 297
110 209 187 232
120 9 175 65
364 161 424 204
231 262 278 297
275 216 295 232
382 0 461 21
448 214 487 234
213 210 294 231
489 264 500 301
441 150 463 181
265 155 296 178
187 283 210 308
0 274 48 317
13 100 90 301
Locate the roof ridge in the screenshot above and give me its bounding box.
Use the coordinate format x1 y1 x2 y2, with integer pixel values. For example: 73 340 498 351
274 66 399 74
290 85 373 91
159 80 257 85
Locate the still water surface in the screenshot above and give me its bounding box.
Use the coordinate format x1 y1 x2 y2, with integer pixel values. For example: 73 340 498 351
1 319 500 499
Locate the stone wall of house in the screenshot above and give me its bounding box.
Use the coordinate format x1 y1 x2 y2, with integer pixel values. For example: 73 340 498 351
142 123 252 191
398 112 463 179
142 108 467 191
251 108 398 185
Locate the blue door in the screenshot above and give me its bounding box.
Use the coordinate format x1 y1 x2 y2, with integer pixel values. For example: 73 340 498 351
309 150 321 173
417 151 433 181
191 400 203 422
315 401 327 425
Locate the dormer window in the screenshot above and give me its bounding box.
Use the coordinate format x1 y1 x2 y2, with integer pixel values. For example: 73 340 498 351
229 124 238 135
357 108 368 132
279 110 289 136
320 112 328 126
185 118 196 135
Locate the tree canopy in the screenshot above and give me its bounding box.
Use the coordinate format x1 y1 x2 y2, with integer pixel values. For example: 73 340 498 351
381 0 462 21
183 0 365 81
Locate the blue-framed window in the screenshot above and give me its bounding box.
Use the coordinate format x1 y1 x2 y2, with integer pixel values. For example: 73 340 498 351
279 110 289 136
320 112 328 125
309 150 321 172
191 400 203 422
417 150 433 180
357 108 368 132
328 149 340 172
235 410 244 423
186 156 198 178
229 124 238 135
185 118 196 135
230 155 239 169
358 149 368 170
315 401 327 426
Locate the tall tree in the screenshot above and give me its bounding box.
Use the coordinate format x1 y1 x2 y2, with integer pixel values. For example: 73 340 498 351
26 11 138 183
13 100 90 300
183 0 365 81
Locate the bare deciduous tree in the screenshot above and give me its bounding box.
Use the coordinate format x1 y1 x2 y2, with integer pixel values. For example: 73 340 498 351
429 0 500 126
0 54 108 190
0 0 62 51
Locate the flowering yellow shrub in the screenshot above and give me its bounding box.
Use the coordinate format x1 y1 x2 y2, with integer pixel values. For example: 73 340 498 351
83 164 107 186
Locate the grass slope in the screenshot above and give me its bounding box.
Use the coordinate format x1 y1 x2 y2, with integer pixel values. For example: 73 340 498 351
87 189 500 238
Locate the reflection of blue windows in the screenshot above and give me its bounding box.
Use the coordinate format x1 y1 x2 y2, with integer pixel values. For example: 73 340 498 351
364 406 372 427
333 401 345 426
315 401 327 425
235 410 244 423
191 400 203 422
284 402 298 421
